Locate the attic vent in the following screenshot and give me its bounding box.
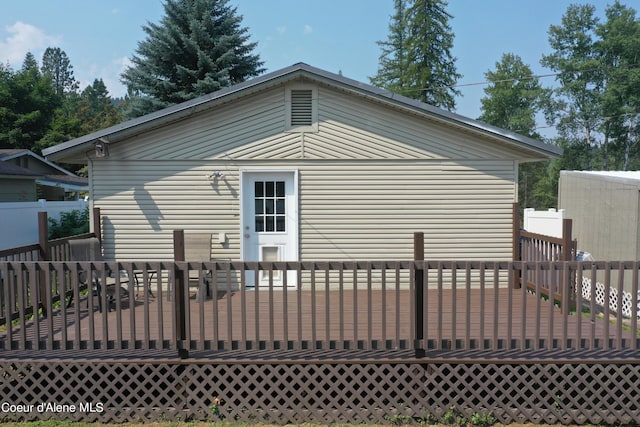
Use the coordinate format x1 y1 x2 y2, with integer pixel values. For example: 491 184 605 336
290 89 313 126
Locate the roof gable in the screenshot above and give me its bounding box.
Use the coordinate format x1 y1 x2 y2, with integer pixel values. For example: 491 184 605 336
43 63 562 163
0 149 76 175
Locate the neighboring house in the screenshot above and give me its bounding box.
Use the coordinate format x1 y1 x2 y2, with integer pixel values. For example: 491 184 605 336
43 63 561 275
559 170 640 261
0 149 88 202
0 161 41 202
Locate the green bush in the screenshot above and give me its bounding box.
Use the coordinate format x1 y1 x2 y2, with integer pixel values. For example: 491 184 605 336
48 207 90 239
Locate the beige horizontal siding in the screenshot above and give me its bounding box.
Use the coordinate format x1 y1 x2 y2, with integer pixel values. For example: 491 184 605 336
92 159 515 262
107 84 533 163
298 161 514 260
312 88 530 160
90 80 525 262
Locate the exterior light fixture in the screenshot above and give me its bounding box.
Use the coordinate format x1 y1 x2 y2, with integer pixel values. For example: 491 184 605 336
208 171 224 180
95 138 109 158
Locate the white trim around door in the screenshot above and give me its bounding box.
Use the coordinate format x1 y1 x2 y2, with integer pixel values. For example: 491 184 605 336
240 169 299 287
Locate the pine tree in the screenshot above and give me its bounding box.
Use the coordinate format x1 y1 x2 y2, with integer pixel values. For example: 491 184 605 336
371 0 461 110
370 0 409 92
41 47 79 97
0 53 60 151
121 0 264 118
78 79 121 133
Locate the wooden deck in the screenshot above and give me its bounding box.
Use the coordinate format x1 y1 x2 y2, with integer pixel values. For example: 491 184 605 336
1 285 634 354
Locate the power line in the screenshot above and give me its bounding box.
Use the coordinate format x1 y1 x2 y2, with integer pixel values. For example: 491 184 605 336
396 62 640 94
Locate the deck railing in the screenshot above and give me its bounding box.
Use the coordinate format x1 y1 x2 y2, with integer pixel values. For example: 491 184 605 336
513 202 578 312
0 243 40 262
0 259 638 355
0 210 100 326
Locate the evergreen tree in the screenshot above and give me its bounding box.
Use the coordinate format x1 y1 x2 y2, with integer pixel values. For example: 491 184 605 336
121 0 264 118
0 53 60 152
41 47 79 97
78 79 121 133
371 0 461 110
38 92 83 151
370 0 409 92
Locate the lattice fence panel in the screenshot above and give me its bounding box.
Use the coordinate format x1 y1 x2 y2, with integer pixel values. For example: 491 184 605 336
1 360 639 424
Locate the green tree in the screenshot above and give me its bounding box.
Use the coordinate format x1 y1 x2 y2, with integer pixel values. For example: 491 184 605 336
541 4 603 171
478 53 555 209
77 79 122 133
595 1 640 170
479 53 547 137
41 47 79 97
121 0 264 118
371 0 461 110
370 0 410 93
0 53 60 152
37 92 83 151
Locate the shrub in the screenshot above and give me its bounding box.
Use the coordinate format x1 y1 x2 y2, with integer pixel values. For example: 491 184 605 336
48 207 90 239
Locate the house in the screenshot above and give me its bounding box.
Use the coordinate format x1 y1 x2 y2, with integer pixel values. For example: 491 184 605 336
559 170 640 261
0 149 88 202
43 63 561 276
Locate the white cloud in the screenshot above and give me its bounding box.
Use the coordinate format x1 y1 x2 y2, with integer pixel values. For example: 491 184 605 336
0 21 61 66
276 26 286 34
303 25 313 35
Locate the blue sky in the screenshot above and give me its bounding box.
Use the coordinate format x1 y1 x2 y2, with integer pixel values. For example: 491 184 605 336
0 0 611 123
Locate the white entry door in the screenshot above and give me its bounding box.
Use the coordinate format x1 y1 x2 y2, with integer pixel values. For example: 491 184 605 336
241 170 298 287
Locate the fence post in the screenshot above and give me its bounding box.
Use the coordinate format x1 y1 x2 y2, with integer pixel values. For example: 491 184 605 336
38 211 49 318
561 218 575 313
512 202 522 288
414 232 425 358
92 207 101 242
173 229 189 359
561 218 573 261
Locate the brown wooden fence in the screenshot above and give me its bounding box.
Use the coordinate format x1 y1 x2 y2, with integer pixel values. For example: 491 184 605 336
0 209 99 326
1 259 638 354
513 203 578 312
2 207 640 425
2 258 639 424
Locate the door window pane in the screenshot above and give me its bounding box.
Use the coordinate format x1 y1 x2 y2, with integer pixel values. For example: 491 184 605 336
265 199 274 214
255 182 264 197
266 216 275 232
266 181 275 197
254 180 286 233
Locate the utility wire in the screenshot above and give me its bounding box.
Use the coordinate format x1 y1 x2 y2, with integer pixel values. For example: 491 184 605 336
396 62 640 94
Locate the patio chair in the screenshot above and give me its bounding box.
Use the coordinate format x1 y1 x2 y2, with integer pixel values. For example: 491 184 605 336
184 233 213 301
68 237 129 312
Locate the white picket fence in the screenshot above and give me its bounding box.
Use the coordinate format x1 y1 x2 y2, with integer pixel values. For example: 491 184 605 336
0 199 88 250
